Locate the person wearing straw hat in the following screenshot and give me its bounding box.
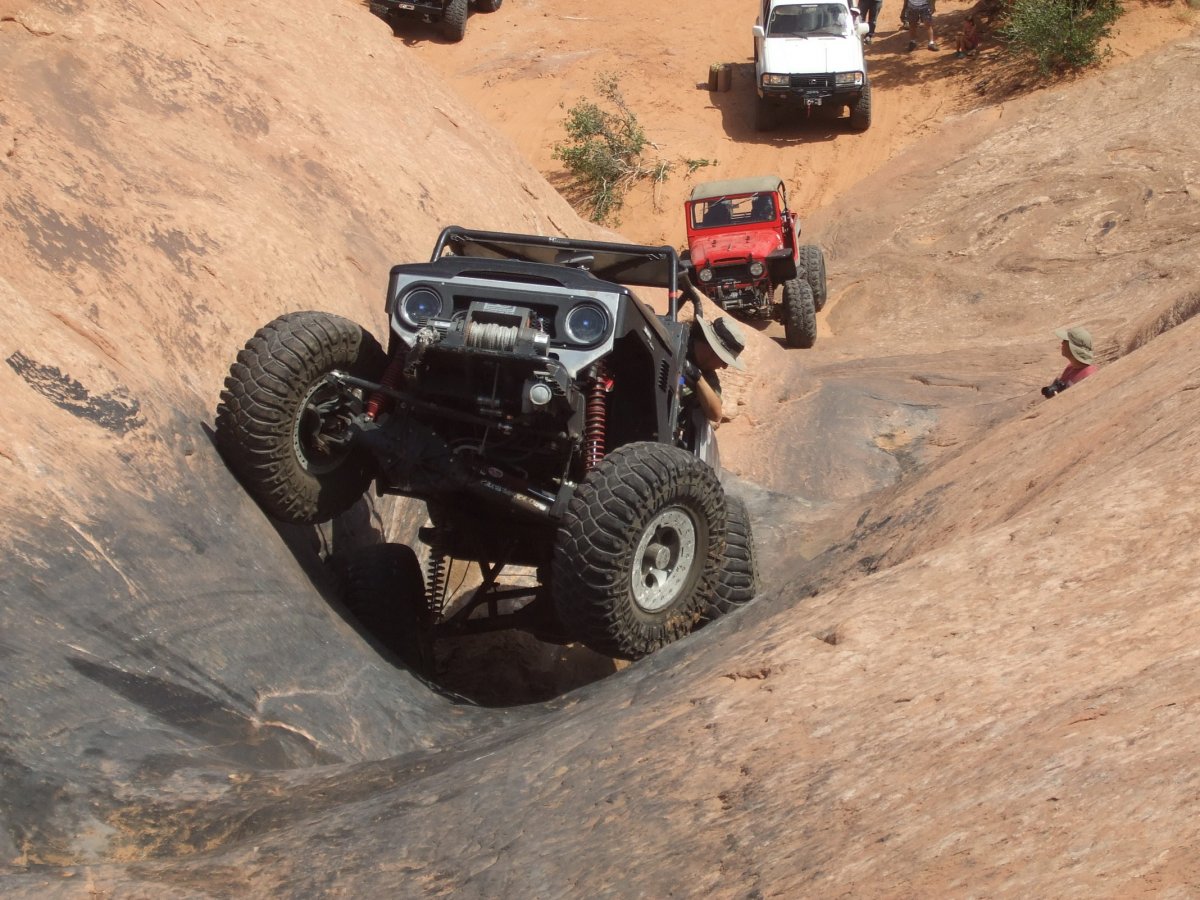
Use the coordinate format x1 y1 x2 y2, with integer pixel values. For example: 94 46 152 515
680 315 747 468
1042 325 1097 398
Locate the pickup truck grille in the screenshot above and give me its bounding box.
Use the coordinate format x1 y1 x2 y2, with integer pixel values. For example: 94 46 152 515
789 74 836 90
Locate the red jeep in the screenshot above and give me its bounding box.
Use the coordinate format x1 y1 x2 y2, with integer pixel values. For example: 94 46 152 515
683 176 827 349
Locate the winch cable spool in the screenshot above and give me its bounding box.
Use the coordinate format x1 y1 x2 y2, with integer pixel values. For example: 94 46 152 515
465 321 520 353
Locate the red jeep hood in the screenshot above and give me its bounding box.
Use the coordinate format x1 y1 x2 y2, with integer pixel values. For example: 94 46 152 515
689 228 785 267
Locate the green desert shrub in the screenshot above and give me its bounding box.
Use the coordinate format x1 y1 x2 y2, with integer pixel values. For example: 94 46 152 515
553 75 649 224
998 0 1123 73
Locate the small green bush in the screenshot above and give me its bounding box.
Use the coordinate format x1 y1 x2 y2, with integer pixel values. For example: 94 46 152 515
998 0 1123 74
553 75 649 225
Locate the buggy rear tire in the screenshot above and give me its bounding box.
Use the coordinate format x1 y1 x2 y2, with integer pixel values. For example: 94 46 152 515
442 0 467 40
551 442 727 660
215 311 386 525
340 543 432 675
782 277 818 349
798 244 828 311
702 496 761 621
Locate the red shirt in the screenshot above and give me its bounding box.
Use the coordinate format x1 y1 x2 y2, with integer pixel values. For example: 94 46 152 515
1059 362 1096 386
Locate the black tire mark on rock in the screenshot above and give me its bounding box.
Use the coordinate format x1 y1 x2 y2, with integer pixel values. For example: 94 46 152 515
6 351 144 434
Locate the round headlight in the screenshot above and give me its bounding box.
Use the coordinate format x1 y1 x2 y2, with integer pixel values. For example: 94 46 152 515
401 288 443 326
564 304 609 345
698 267 714 283
749 261 765 278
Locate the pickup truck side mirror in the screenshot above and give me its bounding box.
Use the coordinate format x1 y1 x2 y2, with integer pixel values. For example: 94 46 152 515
752 24 765 38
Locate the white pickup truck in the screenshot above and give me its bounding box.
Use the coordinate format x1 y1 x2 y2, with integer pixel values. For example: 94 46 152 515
752 0 872 131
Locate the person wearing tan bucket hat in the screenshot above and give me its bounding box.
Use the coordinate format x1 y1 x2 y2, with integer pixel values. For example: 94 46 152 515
680 315 747 468
1042 325 1097 398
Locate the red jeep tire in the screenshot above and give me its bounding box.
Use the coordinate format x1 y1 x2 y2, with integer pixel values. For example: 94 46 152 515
798 244 828 311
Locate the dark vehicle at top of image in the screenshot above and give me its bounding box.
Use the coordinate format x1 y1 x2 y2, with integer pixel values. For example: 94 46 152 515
215 227 760 668
682 176 828 349
369 0 502 42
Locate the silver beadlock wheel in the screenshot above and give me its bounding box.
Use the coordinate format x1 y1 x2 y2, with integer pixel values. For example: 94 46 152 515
632 507 698 613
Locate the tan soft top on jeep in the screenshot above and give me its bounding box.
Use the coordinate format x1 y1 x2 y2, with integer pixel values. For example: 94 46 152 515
690 176 785 202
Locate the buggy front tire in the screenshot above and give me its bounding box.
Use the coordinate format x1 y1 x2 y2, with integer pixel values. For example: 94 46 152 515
702 496 761 621
552 442 727 660
476 0 502 10
215 311 386 524
782 277 818 349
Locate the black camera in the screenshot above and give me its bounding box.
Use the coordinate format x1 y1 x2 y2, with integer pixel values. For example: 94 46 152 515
1041 379 1069 398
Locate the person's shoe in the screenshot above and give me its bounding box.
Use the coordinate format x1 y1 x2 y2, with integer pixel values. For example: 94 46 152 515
907 39 917 51
954 50 964 58
928 41 939 50
864 34 872 44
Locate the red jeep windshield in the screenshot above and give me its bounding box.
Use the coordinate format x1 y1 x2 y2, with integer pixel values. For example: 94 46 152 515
690 193 777 230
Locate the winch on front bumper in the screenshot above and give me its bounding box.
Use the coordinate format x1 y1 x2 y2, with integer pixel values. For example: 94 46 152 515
760 72 864 107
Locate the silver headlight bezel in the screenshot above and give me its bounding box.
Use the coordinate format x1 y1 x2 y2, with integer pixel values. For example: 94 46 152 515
398 286 444 328
563 302 611 346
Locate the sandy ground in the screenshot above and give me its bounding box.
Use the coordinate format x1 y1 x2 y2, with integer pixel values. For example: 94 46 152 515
6 1 1200 894
403 0 1189 246
395 0 1191 358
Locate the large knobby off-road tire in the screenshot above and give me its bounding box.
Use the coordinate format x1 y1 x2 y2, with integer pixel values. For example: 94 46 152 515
340 543 432 675
215 311 386 525
754 97 774 132
798 244 828 311
782 277 818 349
702 496 761 622
848 77 872 131
442 0 468 40
552 442 727 660
475 0 502 11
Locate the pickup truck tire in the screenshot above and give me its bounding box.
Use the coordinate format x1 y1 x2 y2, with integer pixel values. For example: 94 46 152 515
442 0 467 40
552 442 727 660
215 311 386 524
798 244 828 311
702 495 760 621
782 277 818 349
849 78 872 131
754 97 774 132
340 543 432 675
477 0 502 10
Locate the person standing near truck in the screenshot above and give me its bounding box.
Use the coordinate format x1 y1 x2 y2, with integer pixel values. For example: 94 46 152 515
905 0 937 50
858 0 883 44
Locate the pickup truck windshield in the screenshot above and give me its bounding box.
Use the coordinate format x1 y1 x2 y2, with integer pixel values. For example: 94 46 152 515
768 3 849 36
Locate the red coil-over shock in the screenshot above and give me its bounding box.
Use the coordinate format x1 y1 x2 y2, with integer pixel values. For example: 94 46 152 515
365 351 406 420
583 361 614 471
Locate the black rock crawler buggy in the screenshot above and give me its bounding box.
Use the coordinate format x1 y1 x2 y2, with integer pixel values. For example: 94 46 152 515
368 0 502 43
216 227 759 665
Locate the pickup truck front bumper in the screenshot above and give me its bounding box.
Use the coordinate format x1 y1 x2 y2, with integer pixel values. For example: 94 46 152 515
760 75 864 107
